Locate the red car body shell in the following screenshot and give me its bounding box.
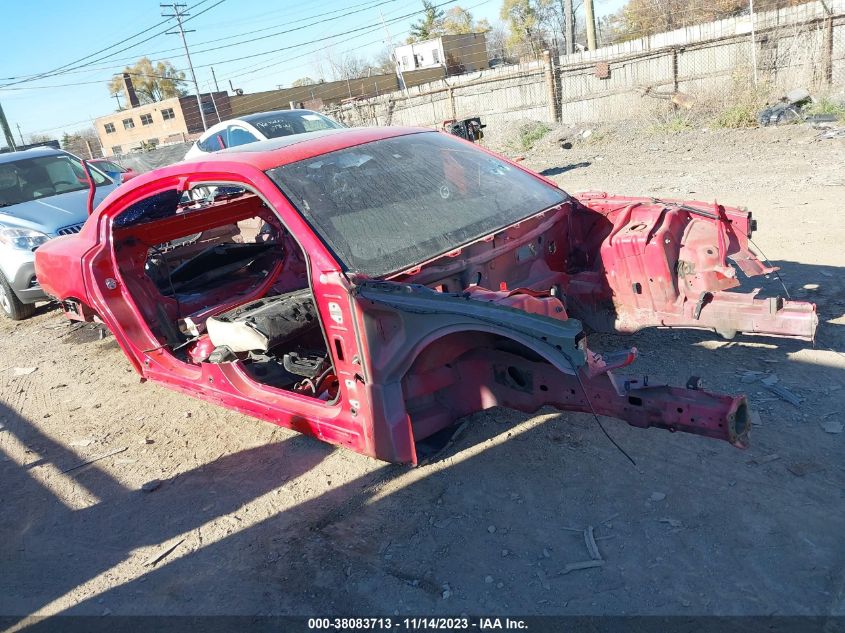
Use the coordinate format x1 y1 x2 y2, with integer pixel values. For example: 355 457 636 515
35 127 817 463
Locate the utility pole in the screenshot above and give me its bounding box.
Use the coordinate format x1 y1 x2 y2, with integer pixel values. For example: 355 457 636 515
112 91 123 110
562 0 575 55
16 123 25 146
161 3 208 131
584 0 597 51
210 66 220 93
208 83 221 123
0 100 16 151
380 9 408 95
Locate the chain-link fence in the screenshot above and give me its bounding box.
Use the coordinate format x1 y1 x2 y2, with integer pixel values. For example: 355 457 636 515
326 0 845 136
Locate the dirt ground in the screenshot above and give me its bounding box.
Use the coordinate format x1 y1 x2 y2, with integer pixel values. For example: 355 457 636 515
1 123 843 620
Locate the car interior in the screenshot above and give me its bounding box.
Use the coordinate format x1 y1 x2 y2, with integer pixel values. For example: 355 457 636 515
0 155 110 205
111 185 337 401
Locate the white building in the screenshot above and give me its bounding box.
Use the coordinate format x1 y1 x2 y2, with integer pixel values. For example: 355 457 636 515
394 33 489 76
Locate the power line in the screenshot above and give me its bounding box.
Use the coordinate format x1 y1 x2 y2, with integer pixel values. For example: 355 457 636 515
18 0 492 136
0 0 399 84
193 0 460 73
0 15 177 87
177 0 402 59
0 0 221 89
226 0 492 84
0 0 458 93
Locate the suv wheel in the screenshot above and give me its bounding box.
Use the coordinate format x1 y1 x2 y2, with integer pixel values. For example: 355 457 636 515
0 271 35 320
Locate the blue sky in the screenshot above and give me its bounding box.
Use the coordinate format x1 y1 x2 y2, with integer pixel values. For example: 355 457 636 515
0 0 626 147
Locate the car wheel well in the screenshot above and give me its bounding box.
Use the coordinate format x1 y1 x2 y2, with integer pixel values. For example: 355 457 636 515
401 330 553 446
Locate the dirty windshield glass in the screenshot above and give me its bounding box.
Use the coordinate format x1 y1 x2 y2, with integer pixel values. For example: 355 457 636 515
0 154 111 207
266 132 567 276
250 111 343 138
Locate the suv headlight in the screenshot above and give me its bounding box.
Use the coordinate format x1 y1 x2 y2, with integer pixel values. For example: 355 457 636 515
0 227 50 251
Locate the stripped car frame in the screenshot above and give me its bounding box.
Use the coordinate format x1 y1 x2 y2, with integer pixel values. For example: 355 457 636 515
34 127 817 463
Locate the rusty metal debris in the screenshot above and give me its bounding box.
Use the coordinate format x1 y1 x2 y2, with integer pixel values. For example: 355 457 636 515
143 538 185 567
561 560 605 575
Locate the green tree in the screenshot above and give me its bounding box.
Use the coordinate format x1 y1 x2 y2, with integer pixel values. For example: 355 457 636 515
408 0 445 42
440 7 492 34
499 0 552 57
442 7 474 33
107 57 187 105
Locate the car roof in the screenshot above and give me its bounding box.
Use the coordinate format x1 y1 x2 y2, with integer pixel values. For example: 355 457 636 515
0 147 66 164
198 126 432 170
98 127 436 210
196 109 334 140
239 109 323 124
216 127 348 154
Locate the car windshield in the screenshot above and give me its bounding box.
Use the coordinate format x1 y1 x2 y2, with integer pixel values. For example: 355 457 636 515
250 111 342 139
0 153 111 207
94 160 124 172
267 132 568 277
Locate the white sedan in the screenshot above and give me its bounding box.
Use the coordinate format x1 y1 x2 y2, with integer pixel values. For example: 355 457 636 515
183 109 344 160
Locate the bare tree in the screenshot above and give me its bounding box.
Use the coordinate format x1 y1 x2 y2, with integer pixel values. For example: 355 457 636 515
614 0 799 40
327 50 375 81
373 47 397 75
29 133 57 144
485 22 512 62
60 128 103 159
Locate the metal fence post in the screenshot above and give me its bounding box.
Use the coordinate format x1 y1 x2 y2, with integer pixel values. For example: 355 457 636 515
543 50 559 124
824 10 834 84
749 0 758 86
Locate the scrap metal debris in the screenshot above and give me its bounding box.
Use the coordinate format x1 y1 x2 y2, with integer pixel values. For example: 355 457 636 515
60 446 128 474
765 384 802 407
584 526 602 561
639 86 695 109
748 453 780 466
761 374 779 387
821 419 843 434
757 88 811 126
561 560 605 575
141 479 162 493
816 127 845 140
143 538 185 567
787 462 822 477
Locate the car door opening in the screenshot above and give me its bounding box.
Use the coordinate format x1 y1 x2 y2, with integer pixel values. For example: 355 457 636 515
111 185 336 400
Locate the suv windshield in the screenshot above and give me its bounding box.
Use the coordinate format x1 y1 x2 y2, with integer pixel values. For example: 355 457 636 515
250 111 342 139
0 153 111 207
267 132 567 277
